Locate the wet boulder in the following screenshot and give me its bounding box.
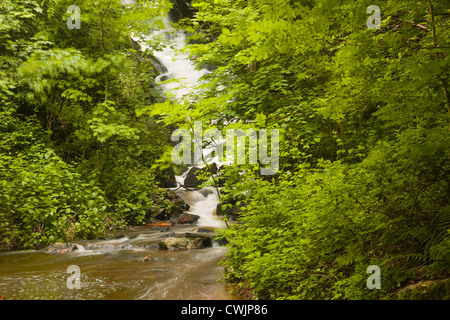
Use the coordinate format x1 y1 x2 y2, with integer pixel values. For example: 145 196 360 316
148 207 166 220
183 167 205 188
184 232 213 248
146 190 190 222
165 190 190 211
190 229 227 246
155 166 177 188
183 164 219 188
209 162 219 174
175 213 200 224
168 0 195 22
84 243 116 251
158 237 204 250
45 242 84 254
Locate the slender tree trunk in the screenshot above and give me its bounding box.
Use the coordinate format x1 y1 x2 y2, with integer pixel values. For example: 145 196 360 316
429 2 450 131
187 121 222 200
99 139 110 182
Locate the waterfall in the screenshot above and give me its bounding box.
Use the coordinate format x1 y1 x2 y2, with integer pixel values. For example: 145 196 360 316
139 16 209 100
137 14 224 229
176 186 225 229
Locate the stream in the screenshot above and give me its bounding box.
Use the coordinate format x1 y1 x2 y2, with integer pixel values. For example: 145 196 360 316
0 186 236 300
0 13 237 300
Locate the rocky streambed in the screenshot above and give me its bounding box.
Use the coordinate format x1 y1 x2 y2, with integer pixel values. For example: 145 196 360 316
0 188 238 300
44 227 223 254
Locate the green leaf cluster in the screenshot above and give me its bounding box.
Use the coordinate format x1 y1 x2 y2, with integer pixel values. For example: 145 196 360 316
0 0 173 248
0 144 108 249
174 0 450 299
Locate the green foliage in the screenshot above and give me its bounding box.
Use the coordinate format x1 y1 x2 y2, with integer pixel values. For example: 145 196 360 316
174 0 450 299
0 0 173 249
219 159 449 299
384 279 450 300
101 165 166 226
0 145 108 249
1 0 449 301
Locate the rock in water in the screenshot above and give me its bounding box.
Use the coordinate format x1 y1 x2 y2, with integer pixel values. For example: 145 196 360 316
140 255 157 262
45 242 84 254
183 167 204 188
187 238 204 249
159 237 188 250
155 166 177 188
146 190 190 222
159 237 204 250
183 164 219 188
185 232 213 248
176 213 200 224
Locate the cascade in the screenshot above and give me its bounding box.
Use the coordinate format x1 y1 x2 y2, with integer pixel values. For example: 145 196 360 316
149 15 225 228
140 15 209 99
140 13 225 228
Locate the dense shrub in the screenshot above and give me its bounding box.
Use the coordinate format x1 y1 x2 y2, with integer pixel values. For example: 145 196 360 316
0 146 108 249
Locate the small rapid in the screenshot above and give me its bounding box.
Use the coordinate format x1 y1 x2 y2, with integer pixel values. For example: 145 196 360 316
0 172 235 300
176 189 225 229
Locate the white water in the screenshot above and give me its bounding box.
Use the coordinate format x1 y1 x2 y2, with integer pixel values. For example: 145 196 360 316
140 15 225 229
139 15 225 229
176 188 225 229
140 16 209 100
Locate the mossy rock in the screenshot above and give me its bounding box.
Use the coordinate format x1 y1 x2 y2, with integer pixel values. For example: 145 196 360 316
384 279 450 300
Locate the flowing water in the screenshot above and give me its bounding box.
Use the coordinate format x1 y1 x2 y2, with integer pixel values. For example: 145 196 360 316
0 15 237 300
0 186 236 300
146 15 210 99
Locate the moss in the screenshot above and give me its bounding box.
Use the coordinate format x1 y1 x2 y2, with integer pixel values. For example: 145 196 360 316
384 279 450 300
